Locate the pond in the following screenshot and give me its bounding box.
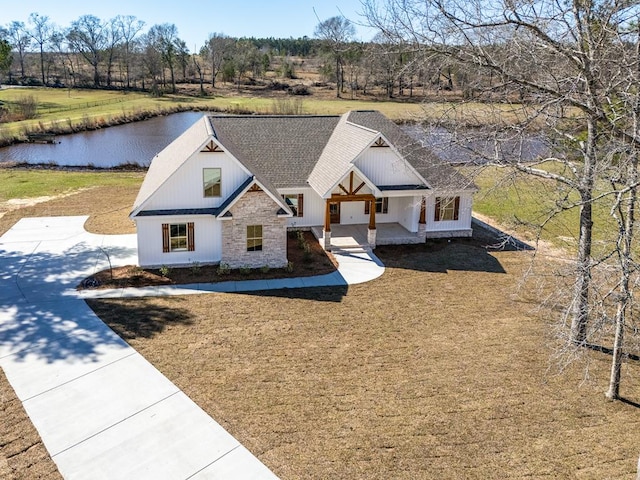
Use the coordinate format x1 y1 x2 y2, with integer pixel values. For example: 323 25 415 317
0 111 550 168
0 111 205 168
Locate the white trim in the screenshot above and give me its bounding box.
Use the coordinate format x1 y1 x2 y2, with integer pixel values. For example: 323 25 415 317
322 166 381 199
216 177 293 218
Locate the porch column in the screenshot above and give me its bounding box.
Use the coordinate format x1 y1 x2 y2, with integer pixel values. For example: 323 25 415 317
323 199 332 250
367 199 377 248
418 196 427 241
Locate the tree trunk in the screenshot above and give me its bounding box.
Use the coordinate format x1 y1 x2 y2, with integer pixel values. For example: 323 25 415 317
570 118 597 345
606 158 637 400
39 45 45 85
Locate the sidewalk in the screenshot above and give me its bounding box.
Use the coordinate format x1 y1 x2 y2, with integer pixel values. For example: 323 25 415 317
0 216 384 479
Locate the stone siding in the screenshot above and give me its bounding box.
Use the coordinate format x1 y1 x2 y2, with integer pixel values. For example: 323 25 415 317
221 190 288 268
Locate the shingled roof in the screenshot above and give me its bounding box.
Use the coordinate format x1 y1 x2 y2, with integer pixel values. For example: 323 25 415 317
132 111 475 218
346 111 474 190
209 111 474 192
209 115 340 189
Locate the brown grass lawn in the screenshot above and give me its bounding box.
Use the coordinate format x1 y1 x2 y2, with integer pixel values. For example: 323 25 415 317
88 240 640 479
3 171 640 478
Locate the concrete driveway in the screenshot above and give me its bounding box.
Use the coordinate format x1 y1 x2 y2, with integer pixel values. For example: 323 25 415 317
0 216 278 479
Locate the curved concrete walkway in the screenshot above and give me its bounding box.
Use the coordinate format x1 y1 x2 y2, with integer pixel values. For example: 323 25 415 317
0 216 384 479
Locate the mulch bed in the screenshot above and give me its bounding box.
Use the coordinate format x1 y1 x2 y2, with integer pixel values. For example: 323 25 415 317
80 231 337 290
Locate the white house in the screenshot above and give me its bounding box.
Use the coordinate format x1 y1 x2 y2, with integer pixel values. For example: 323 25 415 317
130 110 476 268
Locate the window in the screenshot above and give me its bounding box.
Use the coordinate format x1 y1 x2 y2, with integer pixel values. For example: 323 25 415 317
203 168 221 197
435 196 460 221
365 197 389 214
247 225 263 251
283 194 304 217
162 222 195 252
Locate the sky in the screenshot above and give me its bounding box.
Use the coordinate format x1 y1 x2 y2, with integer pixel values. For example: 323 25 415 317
4 0 378 52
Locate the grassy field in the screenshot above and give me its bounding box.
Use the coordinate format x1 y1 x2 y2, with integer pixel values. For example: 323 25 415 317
0 86 531 145
469 165 617 255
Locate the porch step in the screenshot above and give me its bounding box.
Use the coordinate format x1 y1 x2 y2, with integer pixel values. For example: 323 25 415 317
330 246 372 254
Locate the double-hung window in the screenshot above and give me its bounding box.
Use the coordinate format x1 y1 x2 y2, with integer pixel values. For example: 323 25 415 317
162 222 195 252
203 168 221 197
247 225 263 251
435 196 460 221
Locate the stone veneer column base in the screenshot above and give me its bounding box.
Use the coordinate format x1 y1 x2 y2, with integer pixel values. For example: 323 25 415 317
418 223 427 241
323 230 332 250
368 228 377 249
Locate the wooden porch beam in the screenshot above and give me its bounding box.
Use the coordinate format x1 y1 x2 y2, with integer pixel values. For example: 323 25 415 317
419 197 426 224
324 199 331 232
368 199 376 230
352 181 366 195
330 193 375 202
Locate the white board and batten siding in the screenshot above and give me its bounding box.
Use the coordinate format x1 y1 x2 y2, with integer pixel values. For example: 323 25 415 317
355 147 423 187
424 192 474 235
136 216 222 268
142 151 250 211
279 187 325 228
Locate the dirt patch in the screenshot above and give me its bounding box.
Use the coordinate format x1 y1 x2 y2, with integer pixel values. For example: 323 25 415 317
0 189 92 220
80 231 337 289
0 369 63 480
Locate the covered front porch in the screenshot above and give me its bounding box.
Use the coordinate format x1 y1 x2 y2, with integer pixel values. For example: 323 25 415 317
311 223 425 250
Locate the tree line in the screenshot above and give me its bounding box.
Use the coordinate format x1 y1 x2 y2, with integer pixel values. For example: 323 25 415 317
0 12 490 99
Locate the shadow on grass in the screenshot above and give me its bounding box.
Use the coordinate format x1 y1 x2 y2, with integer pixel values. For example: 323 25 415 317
374 219 533 274
619 397 640 409
375 241 507 274
585 343 640 362
86 298 195 341
237 285 348 303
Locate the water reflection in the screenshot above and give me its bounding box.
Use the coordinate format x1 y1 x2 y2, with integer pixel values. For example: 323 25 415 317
0 111 549 168
0 111 205 168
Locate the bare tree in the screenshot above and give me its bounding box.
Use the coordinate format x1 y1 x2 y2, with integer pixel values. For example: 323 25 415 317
6 21 30 79
67 15 107 87
201 33 234 88
314 16 356 98
147 24 182 93
364 0 640 396
116 15 145 89
104 18 123 87
28 13 54 85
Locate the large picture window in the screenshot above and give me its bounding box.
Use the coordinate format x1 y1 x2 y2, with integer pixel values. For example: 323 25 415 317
162 222 195 252
435 196 460 221
247 225 263 251
283 194 304 217
203 168 221 197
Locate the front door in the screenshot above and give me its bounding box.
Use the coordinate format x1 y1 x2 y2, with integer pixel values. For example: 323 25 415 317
330 202 340 224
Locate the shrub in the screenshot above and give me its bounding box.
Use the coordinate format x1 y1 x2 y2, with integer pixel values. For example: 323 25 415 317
239 264 251 275
302 243 313 264
159 265 171 277
190 261 201 274
260 264 270 274
14 95 38 120
217 262 231 275
286 261 294 273
288 85 310 96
